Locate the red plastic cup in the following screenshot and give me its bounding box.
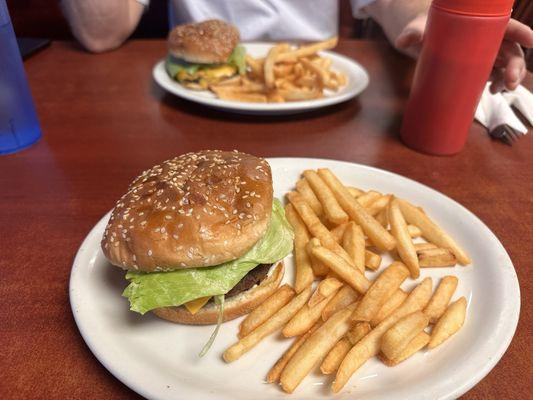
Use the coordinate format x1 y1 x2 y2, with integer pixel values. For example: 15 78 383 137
400 0 514 155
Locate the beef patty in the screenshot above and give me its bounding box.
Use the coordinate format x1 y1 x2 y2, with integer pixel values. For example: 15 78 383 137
226 263 272 298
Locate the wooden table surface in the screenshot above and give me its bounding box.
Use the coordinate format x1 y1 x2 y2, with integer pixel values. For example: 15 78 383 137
1 39 532 399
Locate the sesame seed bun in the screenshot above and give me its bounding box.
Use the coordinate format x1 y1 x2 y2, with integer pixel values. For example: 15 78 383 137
152 262 284 325
101 150 273 272
168 19 240 64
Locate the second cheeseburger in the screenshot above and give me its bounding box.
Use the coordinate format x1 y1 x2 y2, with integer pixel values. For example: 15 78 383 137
166 19 246 89
101 150 293 325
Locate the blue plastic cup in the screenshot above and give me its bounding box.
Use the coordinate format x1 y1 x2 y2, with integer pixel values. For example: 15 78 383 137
0 0 41 155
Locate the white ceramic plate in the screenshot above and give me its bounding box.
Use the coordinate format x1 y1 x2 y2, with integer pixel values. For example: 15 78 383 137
152 43 369 115
70 158 520 400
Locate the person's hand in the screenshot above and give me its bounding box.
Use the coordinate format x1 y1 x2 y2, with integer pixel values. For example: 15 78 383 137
394 13 427 59
395 17 533 93
489 19 533 93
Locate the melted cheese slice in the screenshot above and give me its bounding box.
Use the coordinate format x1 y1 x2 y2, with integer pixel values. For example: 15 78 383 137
184 296 211 315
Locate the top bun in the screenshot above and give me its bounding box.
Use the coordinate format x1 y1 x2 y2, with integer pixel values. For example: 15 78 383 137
168 19 240 64
101 150 273 272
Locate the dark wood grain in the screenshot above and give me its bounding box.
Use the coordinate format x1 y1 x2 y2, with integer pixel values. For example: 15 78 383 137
1 40 531 400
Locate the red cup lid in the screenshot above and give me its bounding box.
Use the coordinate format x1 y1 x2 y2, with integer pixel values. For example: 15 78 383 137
432 0 514 16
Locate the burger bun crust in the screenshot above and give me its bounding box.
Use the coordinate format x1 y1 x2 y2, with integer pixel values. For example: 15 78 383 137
101 150 273 272
168 19 240 64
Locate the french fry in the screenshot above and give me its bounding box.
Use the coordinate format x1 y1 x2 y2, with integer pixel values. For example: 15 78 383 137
352 262 410 322
381 311 429 360
212 75 242 87
330 222 349 243
300 58 328 88
332 278 432 392
375 208 389 227
276 37 338 63
303 170 349 225
296 178 323 217
367 226 420 247
264 43 290 89
287 191 354 266
424 276 459 323
267 90 285 102
366 194 391 216
278 87 322 101
274 63 294 77
414 242 439 252
364 249 382 270
347 186 364 197
211 79 265 93
279 302 356 393
418 248 457 267
266 322 322 383
320 321 371 374
308 277 343 307
322 285 359 321
335 71 347 86
320 338 352 375
370 289 408 327
379 331 430 366
223 286 312 362
245 55 264 77
397 199 471 265
212 90 268 102
346 322 372 345
283 287 341 337
427 297 467 349
312 246 370 294
355 190 381 207
238 284 295 338
285 204 314 292
305 238 329 276
342 222 366 273
317 168 396 251
407 224 422 238
388 198 420 278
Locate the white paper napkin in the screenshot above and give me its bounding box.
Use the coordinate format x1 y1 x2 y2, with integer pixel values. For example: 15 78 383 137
475 82 533 134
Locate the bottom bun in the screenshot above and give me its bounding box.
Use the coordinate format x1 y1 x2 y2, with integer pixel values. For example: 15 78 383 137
152 262 284 325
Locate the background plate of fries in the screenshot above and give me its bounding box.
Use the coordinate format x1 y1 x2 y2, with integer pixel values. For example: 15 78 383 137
153 42 369 114
71 158 519 400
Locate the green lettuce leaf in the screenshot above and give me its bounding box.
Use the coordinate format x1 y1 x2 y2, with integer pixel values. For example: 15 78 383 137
123 199 293 314
165 45 247 79
227 45 246 75
165 55 200 78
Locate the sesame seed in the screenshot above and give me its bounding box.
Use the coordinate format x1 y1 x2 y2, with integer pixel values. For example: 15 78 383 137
148 250 153 256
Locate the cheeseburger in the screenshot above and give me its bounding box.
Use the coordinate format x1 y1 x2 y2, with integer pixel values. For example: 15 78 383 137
166 20 246 89
101 150 293 327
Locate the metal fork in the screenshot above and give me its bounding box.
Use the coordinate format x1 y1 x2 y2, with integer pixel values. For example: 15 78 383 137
488 124 525 146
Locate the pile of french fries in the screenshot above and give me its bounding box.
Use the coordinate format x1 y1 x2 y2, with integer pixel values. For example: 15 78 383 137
223 168 471 394
210 37 347 103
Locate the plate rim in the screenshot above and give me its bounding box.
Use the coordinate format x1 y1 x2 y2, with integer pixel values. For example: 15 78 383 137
70 157 520 400
152 42 369 114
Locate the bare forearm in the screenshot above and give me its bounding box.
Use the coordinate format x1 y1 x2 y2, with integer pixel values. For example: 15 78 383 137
61 0 144 53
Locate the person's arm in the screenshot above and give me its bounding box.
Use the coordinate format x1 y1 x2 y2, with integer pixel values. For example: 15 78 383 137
362 0 533 92
363 0 430 58
61 0 145 53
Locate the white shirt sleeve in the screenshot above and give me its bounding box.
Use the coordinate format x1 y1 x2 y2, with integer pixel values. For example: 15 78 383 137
136 0 149 6
350 0 376 18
